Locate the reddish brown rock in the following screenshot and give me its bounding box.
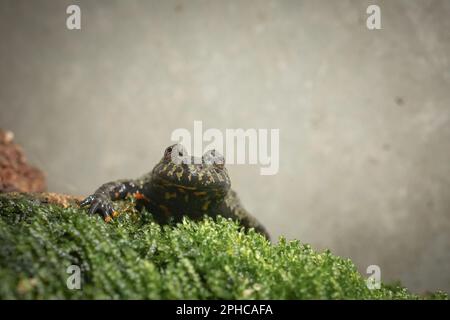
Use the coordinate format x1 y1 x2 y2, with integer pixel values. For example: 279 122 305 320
0 129 46 193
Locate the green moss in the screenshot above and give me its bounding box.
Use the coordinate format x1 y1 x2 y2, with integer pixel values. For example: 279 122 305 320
0 193 447 300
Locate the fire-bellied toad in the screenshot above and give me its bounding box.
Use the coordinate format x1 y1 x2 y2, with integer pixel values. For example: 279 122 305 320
80 144 270 239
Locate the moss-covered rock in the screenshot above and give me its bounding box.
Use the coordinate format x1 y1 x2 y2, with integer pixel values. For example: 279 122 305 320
0 193 447 300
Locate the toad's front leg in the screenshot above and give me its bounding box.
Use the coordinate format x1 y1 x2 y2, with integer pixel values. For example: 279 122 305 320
80 179 142 222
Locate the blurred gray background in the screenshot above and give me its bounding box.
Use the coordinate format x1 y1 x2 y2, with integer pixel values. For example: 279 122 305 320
1 0 449 294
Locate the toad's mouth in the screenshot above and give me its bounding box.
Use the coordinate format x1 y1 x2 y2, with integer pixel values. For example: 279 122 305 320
153 173 229 192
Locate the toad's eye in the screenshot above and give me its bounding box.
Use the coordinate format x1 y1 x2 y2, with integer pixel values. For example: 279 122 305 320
164 144 188 163
164 146 173 158
202 149 225 169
